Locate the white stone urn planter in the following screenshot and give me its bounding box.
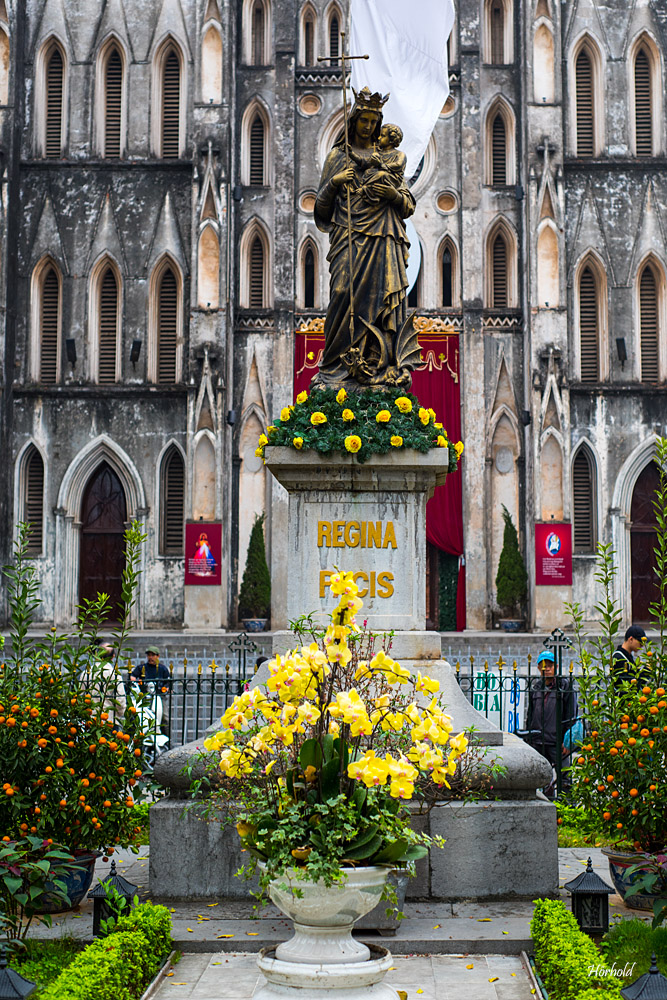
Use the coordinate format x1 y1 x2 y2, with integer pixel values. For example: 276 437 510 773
262 865 390 965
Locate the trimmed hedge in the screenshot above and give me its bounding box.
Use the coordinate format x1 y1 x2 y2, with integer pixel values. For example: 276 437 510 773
39 903 172 1000
531 899 622 1000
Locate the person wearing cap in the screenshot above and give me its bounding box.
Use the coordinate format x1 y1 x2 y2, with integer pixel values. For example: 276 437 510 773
611 625 649 688
525 649 578 788
131 646 171 735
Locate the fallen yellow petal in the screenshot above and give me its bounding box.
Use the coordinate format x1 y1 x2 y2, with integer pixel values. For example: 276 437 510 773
247 932 259 936
466 964 474 969
207 903 219 907
417 991 424 995
166 972 174 977
217 933 234 938
477 918 491 922
511 973 517 977
489 977 499 983
187 928 193 932
502 930 509 935
397 992 408 1000
433 924 441 929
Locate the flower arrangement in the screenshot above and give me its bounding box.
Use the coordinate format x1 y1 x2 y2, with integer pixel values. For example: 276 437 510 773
202 571 486 890
0 524 149 853
255 387 464 467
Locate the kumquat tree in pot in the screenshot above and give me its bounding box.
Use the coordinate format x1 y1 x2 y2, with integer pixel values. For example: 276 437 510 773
201 571 494 901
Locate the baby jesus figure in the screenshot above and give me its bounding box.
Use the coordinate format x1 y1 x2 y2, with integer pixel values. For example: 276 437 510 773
349 123 407 204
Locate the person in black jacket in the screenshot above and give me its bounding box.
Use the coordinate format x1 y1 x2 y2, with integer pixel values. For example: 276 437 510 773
526 650 578 769
611 625 649 688
131 646 171 736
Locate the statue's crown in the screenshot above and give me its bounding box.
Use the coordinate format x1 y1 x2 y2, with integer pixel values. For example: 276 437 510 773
352 86 390 112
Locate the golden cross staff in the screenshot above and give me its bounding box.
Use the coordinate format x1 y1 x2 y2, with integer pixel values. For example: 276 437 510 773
319 33 368 338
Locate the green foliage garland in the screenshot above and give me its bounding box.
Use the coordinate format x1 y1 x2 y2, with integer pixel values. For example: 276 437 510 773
255 387 462 469
238 514 271 620
495 505 527 616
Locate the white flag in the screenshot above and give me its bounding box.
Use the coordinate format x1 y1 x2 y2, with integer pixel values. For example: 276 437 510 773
350 0 455 179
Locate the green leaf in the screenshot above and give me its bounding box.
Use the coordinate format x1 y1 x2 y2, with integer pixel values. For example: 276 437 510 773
321 735 335 762
299 739 323 771
2 877 22 895
352 785 367 809
402 845 428 861
321 757 342 800
333 738 349 767
344 824 379 852
370 839 409 865
344 834 384 860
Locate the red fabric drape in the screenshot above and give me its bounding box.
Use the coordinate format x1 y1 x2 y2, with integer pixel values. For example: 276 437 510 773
294 329 465 629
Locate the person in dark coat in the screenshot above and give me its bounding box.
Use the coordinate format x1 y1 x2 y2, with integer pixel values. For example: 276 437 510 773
131 646 171 736
611 625 649 688
525 650 578 769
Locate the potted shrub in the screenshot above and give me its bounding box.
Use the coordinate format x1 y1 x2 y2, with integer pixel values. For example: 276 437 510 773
238 514 271 632
569 437 667 916
0 523 149 910
495 505 527 631
202 570 488 967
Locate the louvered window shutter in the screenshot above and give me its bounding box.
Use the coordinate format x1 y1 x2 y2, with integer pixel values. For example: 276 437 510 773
161 49 180 158
249 237 265 307
579 266 599 382
157 268 178 382
329 16 339 63
442 248 453 307
304 247 315 308
640 266 659 383
98 267 118 383
40 267 59 383
252 2 264 64
575 49 594 157
492 234 508 308
24 448 45 555
634 48 652 157
304 18 314 65
249 115 265 185
45 48 63 157
491 114 507 185
104 48 122 157
490 1 504 64
161 448 184 555
572 449 594 553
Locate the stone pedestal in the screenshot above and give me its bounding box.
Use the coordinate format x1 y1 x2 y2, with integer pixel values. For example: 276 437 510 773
264 447 448 631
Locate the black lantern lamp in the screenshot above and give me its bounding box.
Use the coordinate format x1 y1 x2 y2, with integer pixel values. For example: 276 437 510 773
0 945 36 999
621 954 667 1000
88 860 138 936
563 857 614 935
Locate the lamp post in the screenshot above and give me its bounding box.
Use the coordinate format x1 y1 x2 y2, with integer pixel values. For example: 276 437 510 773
621 954 667 1000
0 945 36 999
88 859 138 936
563 857 614 935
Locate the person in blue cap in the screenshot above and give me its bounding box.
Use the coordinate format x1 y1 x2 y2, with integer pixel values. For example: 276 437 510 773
525 649 578 782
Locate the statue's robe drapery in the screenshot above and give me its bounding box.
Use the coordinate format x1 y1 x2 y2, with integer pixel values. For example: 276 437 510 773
314 145 415 384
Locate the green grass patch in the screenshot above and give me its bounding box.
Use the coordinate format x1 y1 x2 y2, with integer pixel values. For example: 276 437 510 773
14 939 82 997
601 918 667 981
557 801 616 849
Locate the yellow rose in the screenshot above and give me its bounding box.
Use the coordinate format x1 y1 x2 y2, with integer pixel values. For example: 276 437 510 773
345 435 362 453
267 425 277 435
455 441 464 458
418 407 430 426
390 435 403 447
336 388 347 404
436 436 446 448
394 396 412 413
376 410 391 423
342 408 355 422
310 411 327 425
434 422 443 430
428 408 437 421
258 434 268 446
280 407 291 422
296 391 308 404
293 437 304 450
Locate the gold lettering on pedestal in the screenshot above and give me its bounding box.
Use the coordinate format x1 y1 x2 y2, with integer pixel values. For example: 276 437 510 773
317 521 398 549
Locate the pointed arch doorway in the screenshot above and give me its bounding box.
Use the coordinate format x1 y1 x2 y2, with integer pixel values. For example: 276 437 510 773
79 462 127 619
631 462 659 624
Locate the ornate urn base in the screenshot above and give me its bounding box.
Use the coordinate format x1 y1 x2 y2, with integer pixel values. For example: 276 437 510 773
254 945 399 1000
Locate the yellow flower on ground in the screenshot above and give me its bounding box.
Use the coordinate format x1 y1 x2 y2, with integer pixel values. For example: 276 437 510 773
258 433 268 446
336 388 347 404
345 435 362 453
394 396 412 413
436 436 447 448
390 435 403 447
280 407 291 422
342 408 355 422
418 407 430 426
310 411 327 425
293 437 304 450
376 409 391 423
296 390 308 404
454 441 464 458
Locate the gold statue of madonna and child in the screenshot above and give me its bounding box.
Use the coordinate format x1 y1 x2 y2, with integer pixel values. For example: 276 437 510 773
311 83 422 390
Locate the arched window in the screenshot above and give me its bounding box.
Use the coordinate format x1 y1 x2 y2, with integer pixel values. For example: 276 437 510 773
249 113 265 185
160 446 185 555
572 446 596 553
533 24 554 103
197 225 220 309
302 8 315 65
301 242 317 308
249 237 265 307
103 46 122 156
639 262 659 383
241 223 271 308
160 45 181 158
45 44 65 157
491 113 506 185
536 223 559 307
439 238 459 308
572 39 603 157
484 0 511 64
151 263 181 383
22 447 45 555
98 265 120 383
251 0 268 65
201 25 223 104
486 100 515 186
491 233 507 307
490 0 504 63
632 41 660 157
328 8 341 64
578 264 600 382
39 264 61 384
0 26 10 105
486 221 517 308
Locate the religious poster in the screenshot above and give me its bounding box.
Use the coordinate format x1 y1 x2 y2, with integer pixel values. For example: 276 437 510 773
184 522 222 586
535 523 572 586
